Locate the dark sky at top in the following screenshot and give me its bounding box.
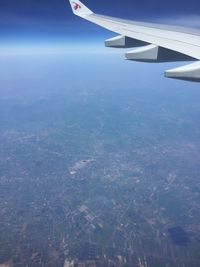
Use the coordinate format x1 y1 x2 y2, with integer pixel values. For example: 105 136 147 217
0 0 200 43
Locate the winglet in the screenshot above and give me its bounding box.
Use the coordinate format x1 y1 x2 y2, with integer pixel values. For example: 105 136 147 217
69 0 93 18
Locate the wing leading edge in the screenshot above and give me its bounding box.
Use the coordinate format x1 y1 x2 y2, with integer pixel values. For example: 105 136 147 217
68 0 200 82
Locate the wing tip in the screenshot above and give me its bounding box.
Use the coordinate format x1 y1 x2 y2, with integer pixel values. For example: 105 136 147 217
69 0 93 17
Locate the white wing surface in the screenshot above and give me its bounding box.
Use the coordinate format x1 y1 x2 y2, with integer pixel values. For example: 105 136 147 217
69 0 200 81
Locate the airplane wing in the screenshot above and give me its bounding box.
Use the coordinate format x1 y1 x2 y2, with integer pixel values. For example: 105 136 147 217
68 0 200 82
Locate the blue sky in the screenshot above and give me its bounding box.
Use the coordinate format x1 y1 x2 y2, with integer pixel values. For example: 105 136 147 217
1 0 200 45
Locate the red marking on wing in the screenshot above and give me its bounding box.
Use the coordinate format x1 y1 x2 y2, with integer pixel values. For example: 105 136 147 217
72 2 81 10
